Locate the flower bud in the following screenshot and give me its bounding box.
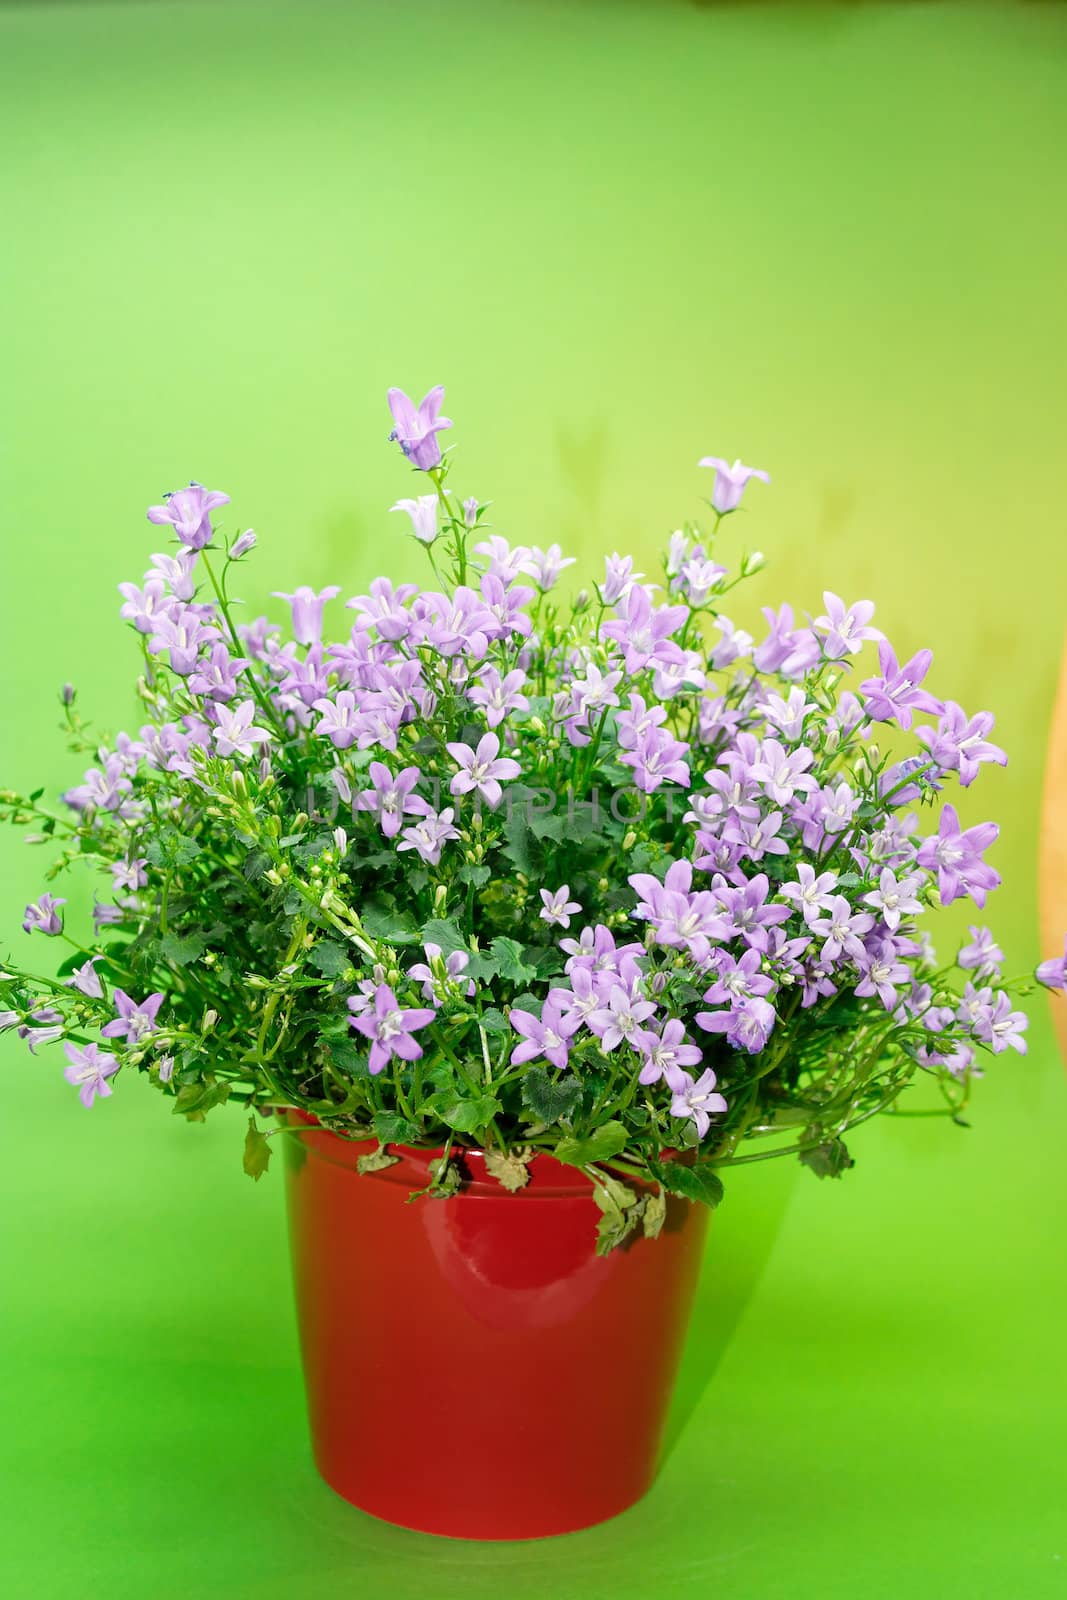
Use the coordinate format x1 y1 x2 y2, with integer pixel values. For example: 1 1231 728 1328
61 683 76 707
201 1008 218 1033
333 827 348 856
622 829 638 851
574 589 591 612
650 971 668 995
741 550 765 576
230 529 257 560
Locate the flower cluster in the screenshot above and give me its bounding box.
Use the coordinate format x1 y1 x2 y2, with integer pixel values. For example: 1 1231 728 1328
1 386 1058 1251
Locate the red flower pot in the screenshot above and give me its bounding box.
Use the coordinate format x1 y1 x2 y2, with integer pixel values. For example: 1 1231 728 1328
283 1113 709 1539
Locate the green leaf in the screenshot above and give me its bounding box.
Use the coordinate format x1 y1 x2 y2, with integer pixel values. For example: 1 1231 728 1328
478 1007 510 1036
483 1147 534 1192
173 1079 231 1119
146 830 202 870
427 1090 503 1134
652 1158 725 1208
522 945 564 977
243 1116 273 1181
159 930 207 967
359 901 420 945
419 917 470 958
458 864 491 889
554 1119 629 1168
308 939 350 978
406 1155 462 1202
487 936 536 984
325 1036 371 1076
500 806 543 876
591 1173 642 1255
357 1143 401 1175
373 1110 421 1145
799 1137 855 1179
521 1067 583 1124
642 1186 667 1240
243 849 270 882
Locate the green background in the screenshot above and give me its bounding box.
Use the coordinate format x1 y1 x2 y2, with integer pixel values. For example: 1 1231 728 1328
2 1 1066 1594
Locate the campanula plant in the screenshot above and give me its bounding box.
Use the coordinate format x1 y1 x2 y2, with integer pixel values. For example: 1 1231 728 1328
2 385 1061 1252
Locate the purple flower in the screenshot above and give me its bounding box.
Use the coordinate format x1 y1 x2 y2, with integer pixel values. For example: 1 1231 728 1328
446 732 521 809
390 495 439 545
601 585 687 676
188 643 250 702
620 724 692 793
958 925 1004 980
356 763 429 839
22 893 65 936
750 738 816 805
540 885 582 929
64 1042 120 1108
855 937 910 1009
148 548 200 601
350 983 435 1075
760 687 817 742
520 544 576 591
408 944 475 1006
480 573 535 641
1036 935 1067 992
230 529 257 560
636 1019 703 1086
669 1066 728 1137
601 553 643 604
101 988 164 1043
397 807 460 866
779 865 840 923
861 868 924 932
272 585 341 648
468 666 530 729
916 804 1000 908
212 700 273 760
809 896 876 964
387 385 453 471
701 948 776 1006
813 593 883 659
860 641 943 730
977 991 1028 1055
118 576 174 635
473 535 529 584
588 985 657 1051
18 1005 64 1052
697 455 771 514
312 690 362 749
916 702 1008 788
509 997 581 1070
715 873 791 951
148 610 220 676
147 483 230 550
65 956 104 999
111 857 149 893
695 997 776 1054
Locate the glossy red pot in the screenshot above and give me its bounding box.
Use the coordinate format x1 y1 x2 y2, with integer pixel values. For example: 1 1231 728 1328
282 1113 709 1539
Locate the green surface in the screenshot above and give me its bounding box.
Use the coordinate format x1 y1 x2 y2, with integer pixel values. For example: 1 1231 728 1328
2 1 1066 1594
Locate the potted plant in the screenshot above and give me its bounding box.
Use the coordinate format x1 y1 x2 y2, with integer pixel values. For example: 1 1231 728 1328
3 385 1062 1540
